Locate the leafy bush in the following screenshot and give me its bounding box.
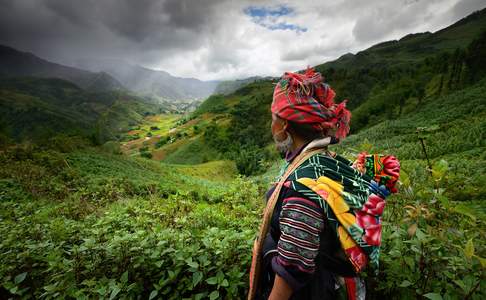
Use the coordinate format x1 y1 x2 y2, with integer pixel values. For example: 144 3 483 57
0 152 262 299
139 146 152 159
367 160 485 299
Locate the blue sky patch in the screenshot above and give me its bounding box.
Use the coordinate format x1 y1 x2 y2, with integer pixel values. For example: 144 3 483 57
244 5 293 18
244 5 307 33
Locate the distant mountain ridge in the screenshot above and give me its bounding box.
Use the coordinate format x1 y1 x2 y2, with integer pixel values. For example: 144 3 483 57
73 59 220 102
213 76 277 95
154 7 486 171
0 45 123 92
319 7 486 72
0 44 181 144
0 77 170 143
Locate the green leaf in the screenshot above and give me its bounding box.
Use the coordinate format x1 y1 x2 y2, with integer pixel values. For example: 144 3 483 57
453 279 466 292
149 290 158 300
404 257 415 270
216 271 224 282
209 290 219 300
194 293 206 300
431 159 448 180
399 280 412 287
221 279 229 287
463 275 476 293
9 286 18 294
206 277 218 285
415 228 427 242
423 292 443 300
96 286 107 295
464 239 474 259
109 287 121 300
192 272 203 287
14 272 27 284
399 169 410 188
187 260 199 269
120 271 128 284
453 204 477 221
476 256 486 268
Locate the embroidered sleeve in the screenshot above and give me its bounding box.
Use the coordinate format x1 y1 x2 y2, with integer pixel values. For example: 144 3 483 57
272 190 324 289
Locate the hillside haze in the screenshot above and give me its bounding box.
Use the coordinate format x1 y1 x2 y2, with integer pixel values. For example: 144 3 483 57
0 45 123 92
73 59 220 102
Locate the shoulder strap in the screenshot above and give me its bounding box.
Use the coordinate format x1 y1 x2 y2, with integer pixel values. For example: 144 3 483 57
248 147 327 300
258 147 326 242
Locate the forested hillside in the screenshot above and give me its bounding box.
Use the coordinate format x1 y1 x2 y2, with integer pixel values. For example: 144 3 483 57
0 77 170 144
152 8 486 176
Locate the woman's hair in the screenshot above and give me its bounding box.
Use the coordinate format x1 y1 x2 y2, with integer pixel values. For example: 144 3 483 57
286 120 327 142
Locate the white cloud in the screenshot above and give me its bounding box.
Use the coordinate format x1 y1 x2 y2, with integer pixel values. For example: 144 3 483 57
0 0 484 80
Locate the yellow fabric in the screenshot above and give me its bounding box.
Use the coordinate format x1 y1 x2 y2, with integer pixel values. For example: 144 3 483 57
339 212 357 229
297 176 356 230
316 176 343 194
338 226 357 250
297 177 317 188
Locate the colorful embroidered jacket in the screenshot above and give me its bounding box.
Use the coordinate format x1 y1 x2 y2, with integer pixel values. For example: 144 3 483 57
283 151 400 273
260 149 399 300
261 185 356 299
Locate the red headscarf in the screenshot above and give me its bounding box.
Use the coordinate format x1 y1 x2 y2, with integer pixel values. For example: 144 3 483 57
271 68 351 139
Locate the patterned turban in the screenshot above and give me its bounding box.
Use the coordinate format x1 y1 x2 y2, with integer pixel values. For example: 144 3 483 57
271 68 351 139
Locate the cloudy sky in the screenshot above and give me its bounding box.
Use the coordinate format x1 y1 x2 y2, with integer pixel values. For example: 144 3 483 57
0 0 484 80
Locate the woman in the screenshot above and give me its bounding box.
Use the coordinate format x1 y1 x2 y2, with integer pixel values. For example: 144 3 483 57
248 68 400 300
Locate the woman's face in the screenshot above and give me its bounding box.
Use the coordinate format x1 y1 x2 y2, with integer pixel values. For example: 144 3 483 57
271 114 293 154
271 114 287 142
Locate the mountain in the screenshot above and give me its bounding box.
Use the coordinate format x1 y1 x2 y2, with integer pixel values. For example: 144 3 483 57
0 45 123 92
314 7 486 111
72 59 220 102
0 77 170 144
213 76 275 95
319 8 486 72
150 7 486 175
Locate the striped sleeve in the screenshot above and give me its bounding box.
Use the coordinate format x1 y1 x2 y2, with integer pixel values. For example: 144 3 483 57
275 193 324 278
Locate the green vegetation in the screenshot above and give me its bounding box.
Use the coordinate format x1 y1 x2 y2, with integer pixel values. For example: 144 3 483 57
177 25 486 176
0 141 261 299
1 103 484 298
0 77 168 144
331 81 486 298
195 81 277 175
163 136 222 165
1 8 485 300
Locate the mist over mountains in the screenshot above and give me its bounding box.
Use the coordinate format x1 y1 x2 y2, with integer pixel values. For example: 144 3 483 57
72 59 220 102
0 44 271 104
0 45 123 92
0 44 224 103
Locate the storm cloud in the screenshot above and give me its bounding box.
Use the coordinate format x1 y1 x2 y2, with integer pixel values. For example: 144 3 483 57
0 0 484 80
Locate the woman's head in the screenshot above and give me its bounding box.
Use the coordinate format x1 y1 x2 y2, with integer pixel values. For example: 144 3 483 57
270 68 351 148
